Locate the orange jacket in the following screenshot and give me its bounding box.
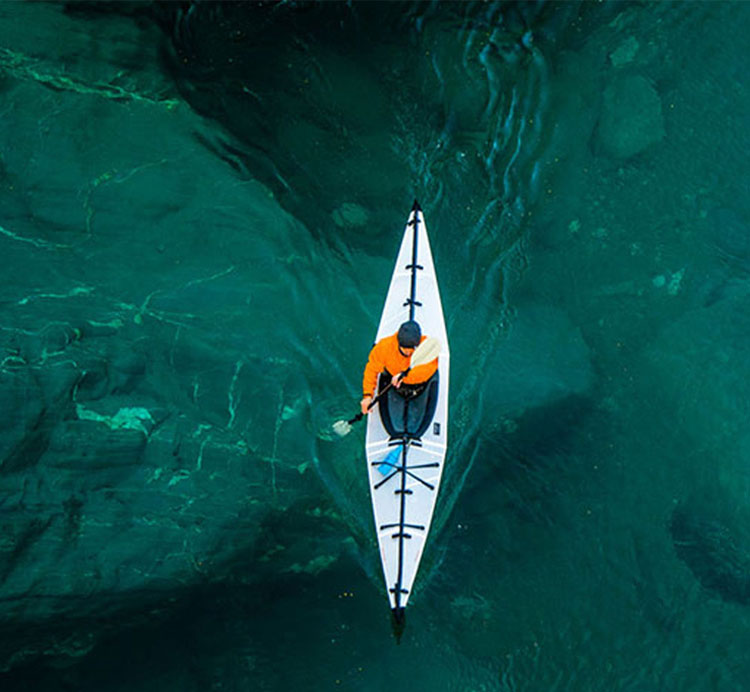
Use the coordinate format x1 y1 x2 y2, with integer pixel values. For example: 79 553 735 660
362 333 438 397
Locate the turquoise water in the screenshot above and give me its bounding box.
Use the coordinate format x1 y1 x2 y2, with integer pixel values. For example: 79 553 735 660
1 1 750 689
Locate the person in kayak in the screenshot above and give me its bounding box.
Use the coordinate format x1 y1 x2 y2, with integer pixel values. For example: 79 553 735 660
360 320 438 414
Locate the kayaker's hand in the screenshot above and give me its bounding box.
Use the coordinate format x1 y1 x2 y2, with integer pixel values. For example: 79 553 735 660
391 373 404 389
360 396 373 414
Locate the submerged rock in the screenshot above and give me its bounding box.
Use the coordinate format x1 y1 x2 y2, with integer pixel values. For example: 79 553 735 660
332 202 370 229
0 6 353 670
595 75 665 159
609 36 640 67
707 206 750 275
671 499 750 604
642 276 750 603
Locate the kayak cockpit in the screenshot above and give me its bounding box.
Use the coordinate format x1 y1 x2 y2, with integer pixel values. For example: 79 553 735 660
375 371 439 440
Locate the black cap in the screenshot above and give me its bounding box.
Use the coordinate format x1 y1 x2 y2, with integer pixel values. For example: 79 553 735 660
397 320 421 348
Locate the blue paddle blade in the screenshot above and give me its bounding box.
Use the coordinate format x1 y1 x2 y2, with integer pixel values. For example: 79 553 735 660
378 447 402 475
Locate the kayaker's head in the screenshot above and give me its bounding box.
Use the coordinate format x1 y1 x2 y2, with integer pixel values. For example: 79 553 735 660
397 320 421 353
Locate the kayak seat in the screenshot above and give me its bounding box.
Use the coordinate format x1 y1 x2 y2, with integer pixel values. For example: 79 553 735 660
377 371 439 440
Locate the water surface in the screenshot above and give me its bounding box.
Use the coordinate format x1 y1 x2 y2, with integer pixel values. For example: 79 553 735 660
1 1 750 690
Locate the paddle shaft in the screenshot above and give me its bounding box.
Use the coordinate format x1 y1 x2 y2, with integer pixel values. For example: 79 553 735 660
339 336 440 430
346 367 411 426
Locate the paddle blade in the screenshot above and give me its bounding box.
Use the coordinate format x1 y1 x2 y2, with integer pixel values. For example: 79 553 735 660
332 420 352 436
411 336 441 368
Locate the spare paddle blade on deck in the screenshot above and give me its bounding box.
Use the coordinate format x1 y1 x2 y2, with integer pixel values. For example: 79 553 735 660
331 337 441 437
377 446 402 475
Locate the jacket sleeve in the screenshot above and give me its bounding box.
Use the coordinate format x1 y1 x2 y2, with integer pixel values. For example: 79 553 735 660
362 341 385 397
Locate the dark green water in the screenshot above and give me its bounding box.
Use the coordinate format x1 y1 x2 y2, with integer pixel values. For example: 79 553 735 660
1 1 750 690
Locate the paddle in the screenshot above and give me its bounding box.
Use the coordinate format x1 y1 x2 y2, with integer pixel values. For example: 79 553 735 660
332 336 441 437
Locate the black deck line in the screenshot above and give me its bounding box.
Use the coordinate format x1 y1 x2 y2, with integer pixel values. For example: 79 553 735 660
381 522 425 530
373 456 436 491
407 208 420 322
394 206 421 611
388 438 422 448
371 457 436 474
396 209 418 610
394 438 408 610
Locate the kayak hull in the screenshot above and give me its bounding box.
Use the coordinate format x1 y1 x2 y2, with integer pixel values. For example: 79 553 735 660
365 202 449 614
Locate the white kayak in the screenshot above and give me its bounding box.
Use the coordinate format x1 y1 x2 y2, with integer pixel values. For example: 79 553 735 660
365 200 450 619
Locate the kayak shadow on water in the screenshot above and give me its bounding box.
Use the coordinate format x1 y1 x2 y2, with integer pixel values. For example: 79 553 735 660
476 394 596 503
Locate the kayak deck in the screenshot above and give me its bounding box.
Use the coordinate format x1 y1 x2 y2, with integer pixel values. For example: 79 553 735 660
365 201 449 616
